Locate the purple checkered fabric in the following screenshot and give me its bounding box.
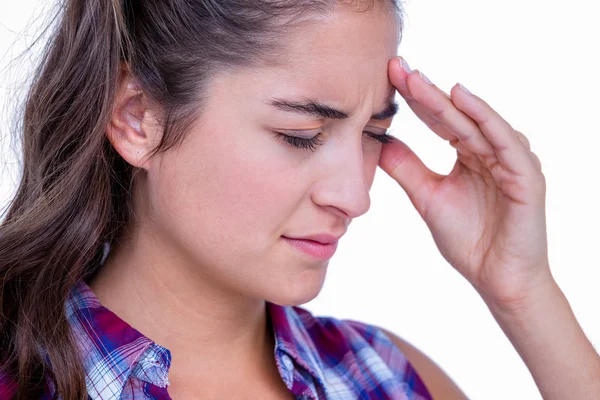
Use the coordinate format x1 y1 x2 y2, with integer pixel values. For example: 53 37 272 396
0 279 432 399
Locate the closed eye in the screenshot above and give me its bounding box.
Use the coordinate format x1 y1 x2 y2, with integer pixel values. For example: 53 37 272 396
274 130 395 152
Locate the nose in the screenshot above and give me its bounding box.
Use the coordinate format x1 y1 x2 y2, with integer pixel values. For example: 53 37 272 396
311 138 372 219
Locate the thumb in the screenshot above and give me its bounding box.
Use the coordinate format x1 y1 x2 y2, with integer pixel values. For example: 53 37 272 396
378 137 443 215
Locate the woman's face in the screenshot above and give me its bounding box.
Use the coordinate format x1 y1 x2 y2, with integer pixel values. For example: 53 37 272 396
145 5 400 306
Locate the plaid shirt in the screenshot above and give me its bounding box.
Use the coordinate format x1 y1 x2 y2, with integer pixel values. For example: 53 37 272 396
1 279 432 399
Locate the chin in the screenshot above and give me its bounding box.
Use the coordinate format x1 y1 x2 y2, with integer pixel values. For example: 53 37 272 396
266 268 327 307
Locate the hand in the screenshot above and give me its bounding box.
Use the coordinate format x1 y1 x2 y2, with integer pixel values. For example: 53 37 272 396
378 56 554 308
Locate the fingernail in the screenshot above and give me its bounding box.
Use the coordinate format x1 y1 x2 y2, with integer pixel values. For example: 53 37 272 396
418 70 432 85
458 83 472 94
398 57 413 74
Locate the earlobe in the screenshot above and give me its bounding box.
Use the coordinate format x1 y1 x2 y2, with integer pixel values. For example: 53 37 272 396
106 74 159 170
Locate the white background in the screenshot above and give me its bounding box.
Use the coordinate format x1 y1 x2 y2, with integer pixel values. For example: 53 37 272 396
1 1 599 399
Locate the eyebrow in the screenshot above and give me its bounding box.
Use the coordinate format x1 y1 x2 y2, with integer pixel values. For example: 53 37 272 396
266 97 399 121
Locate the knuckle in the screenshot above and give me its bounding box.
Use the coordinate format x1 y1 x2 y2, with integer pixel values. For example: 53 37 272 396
530 152 542 170
514 130 531 149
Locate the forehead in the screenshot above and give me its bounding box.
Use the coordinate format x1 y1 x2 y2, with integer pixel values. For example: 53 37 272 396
261 6 400 111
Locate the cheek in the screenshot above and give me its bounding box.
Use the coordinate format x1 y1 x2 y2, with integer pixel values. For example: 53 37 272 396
150 128 305 259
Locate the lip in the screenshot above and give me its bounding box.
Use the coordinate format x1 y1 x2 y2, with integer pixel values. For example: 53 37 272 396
282 236 339 260
286 233 342 244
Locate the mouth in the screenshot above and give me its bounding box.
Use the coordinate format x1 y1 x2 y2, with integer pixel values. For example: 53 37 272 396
281 236 338 260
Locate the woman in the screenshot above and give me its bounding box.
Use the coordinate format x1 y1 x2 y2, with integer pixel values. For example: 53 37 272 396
0 0 598 399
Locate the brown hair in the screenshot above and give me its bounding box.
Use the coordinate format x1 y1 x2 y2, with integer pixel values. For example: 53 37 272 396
0 0 404 398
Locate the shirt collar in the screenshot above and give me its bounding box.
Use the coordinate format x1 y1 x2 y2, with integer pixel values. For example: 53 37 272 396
66 280 171 400
267 301 326 388
67 280 326 399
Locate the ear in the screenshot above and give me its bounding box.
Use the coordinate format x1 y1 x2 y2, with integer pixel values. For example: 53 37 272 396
107 68 162 170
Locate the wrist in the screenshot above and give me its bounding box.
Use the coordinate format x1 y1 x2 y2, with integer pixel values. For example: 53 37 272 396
479 270 563 319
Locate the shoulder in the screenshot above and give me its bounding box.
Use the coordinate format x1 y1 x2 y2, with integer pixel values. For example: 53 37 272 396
286 307 433 398
321 316 467 400
371 324 468 400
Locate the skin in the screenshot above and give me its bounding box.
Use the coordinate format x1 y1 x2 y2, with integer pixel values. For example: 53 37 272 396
380 58 600 398
90 3 405 398
89 0 600 398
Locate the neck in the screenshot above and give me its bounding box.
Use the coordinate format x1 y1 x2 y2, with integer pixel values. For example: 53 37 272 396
87 223 274 379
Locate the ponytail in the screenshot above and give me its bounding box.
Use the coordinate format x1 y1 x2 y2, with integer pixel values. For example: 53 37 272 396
0 1 131 398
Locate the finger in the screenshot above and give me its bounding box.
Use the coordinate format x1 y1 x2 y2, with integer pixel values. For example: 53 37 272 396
530 152 542 171
405 98 457 141
379 137 443 215
389 57 496 155
389 58 456 141
449 139 488 175
449 84 535 175
388 57 414 100
449 138 475 157
449 128 536 174
513 130 543 172
514 129 531 150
